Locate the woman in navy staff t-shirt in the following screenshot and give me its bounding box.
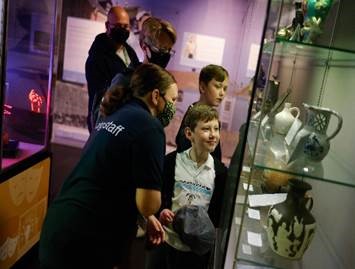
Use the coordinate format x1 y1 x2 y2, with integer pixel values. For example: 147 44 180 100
39 64 178 269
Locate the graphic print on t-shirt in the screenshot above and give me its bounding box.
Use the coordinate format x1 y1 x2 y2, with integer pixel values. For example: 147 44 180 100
171 150 215 212
173 180 213 208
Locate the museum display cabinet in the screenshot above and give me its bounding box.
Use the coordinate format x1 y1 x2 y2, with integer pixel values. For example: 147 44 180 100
216 0 355 268
0 0 56 267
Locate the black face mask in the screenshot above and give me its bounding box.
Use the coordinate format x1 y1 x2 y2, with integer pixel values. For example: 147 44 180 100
110 27 130 44
147 48 171 68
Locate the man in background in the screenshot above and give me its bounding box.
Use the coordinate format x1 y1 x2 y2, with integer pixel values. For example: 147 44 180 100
85 6 139 132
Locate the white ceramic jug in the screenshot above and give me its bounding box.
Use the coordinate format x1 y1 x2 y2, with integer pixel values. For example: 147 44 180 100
274 103 300 135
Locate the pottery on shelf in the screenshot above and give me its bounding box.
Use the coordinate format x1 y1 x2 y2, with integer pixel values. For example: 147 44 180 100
274 103 300 135
266 178 316 260
262 159 292 193
289 103 342 163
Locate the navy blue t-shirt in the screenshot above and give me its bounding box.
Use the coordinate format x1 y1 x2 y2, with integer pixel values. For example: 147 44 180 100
39 98 165 268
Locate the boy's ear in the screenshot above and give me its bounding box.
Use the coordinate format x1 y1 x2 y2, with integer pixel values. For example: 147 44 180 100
199 82 206 94
184 127 193 142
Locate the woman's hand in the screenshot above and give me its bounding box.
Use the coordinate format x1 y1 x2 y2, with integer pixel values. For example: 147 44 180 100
159 209 175 226
146 215 165 245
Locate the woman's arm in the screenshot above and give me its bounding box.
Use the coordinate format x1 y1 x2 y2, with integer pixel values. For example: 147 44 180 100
136 188 161 217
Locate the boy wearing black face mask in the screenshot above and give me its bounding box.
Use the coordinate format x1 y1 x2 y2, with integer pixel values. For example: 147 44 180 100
85 6 139 133
90 17 177 128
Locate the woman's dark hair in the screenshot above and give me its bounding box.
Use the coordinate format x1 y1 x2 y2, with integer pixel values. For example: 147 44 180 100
131 63 176 97
99 84 129 116
199 64 229 85
100 63 176 116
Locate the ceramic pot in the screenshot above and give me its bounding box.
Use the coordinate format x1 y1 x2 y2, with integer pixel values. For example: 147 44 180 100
263 168 292 193
266 179 316 259
274 103 300 135
290 103 342 162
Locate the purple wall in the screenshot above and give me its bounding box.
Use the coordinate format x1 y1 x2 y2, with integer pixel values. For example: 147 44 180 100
114 0 268 86
147 0 248 83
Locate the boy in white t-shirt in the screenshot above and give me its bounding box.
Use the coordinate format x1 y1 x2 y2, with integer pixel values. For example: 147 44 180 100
145 104 227 269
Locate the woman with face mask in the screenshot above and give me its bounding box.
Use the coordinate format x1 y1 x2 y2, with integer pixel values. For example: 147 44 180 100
85 6 139 133
39 64 178 269
139 16 177 68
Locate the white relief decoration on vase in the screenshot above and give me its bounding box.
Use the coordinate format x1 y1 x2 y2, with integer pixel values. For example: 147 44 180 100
266 208 316 259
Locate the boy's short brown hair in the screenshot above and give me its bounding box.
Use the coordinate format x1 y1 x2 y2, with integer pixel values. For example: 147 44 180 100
199 64 229 85
184 104 219 131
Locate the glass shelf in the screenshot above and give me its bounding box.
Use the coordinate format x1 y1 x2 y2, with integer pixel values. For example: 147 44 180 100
263 39 355 66
247 121 355 188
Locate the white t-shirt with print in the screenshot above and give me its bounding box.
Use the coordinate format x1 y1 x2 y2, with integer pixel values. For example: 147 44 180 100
165 149 215 251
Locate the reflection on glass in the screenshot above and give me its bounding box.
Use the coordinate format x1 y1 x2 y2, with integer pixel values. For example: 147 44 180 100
1 0 56 169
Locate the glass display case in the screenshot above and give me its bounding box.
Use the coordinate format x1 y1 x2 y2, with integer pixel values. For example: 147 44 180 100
0 0 56 267
217 0 355 268
1 0 56 171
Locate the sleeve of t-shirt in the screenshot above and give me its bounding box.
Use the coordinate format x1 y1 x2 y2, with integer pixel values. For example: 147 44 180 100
132 126 165 190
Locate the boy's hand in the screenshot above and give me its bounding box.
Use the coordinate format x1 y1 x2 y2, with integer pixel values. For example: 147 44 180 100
159 209 175 226
146 215 165 245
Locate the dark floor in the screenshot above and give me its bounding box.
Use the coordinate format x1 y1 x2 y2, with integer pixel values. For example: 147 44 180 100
10 143 146 269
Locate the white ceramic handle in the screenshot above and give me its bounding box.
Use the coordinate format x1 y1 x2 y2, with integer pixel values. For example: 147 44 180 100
328 109 343 141
290 107 300 119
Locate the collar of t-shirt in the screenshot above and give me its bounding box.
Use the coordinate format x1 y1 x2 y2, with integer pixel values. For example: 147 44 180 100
182 148 214 170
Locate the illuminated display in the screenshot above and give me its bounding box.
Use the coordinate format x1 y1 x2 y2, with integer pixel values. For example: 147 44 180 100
28 89 44 113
